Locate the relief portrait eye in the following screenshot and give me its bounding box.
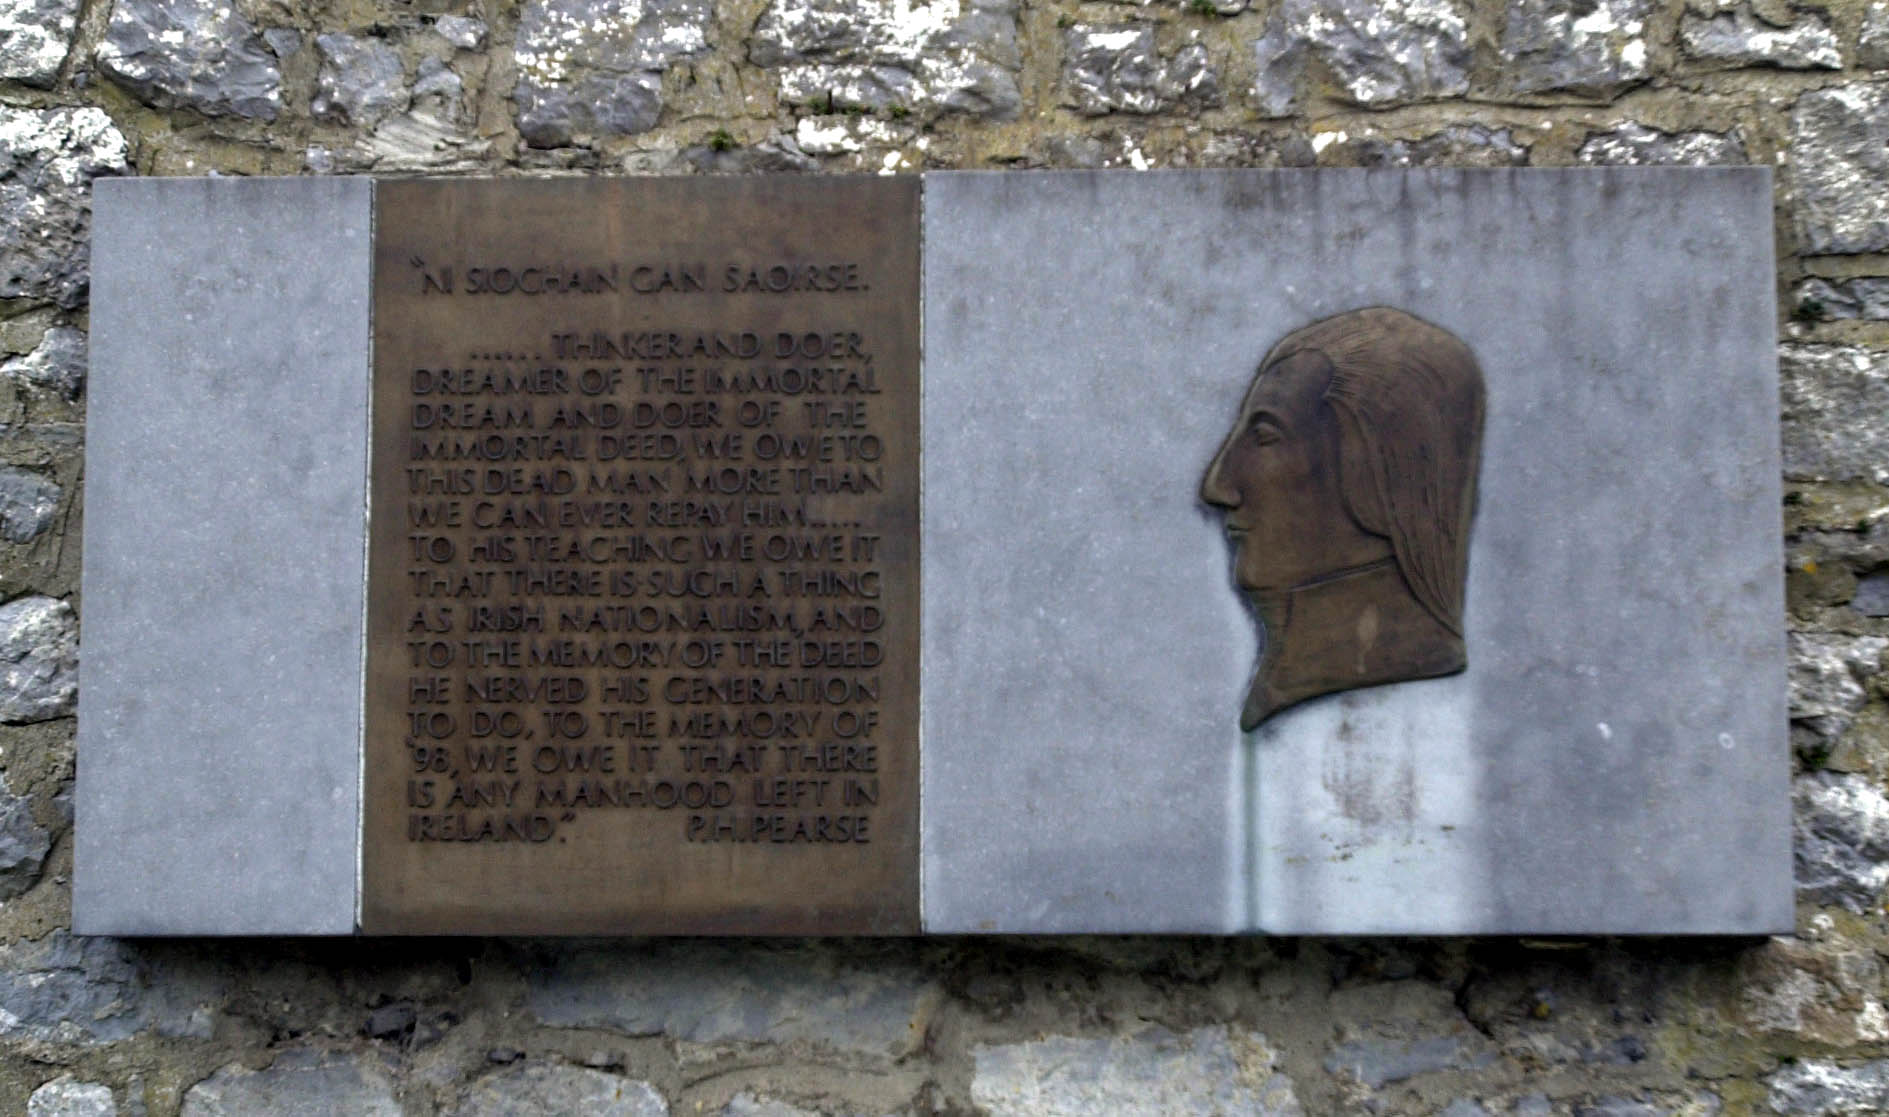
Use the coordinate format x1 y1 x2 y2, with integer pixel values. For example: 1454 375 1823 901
1202 306 1486 731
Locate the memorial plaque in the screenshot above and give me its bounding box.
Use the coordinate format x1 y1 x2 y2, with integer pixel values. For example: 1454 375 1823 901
361 178 920 934
77 170 1792 938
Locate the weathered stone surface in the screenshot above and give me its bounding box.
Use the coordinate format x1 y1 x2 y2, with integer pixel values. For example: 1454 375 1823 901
434 14 486 49
684 132 818 172
513 0 712 146
411 57 466 116
1197 130 1315 168
1792 84 1889 255
0 596 75 723
1332 124 1527 166
182 1050 400 1116
0 108 126 309
971 1026 1300 1116
449 1064 665 1117
2 326 86 399
335 52 482 168
1781 345 1889 482
1855 572 1889 616
1248 0 1469 110
359 107 489 171
721 1095 834 1117
0 931 220 1044
0 0 77 86
1455 963 1657 1075
1577 1098 1712 1117
312 33 407 128
96 0 281 119
363 1001 415 1040
0 782 50 901
1576 122 1746 164
28 1078 115 1117
0 467 59 544
1325 1035 1497 1088
1743 933 1889 1045
1062 25 1216 115
1862 3 1889 69
1572 1101 1656 1117
262 27 300 58
1680 7 1840 69
1768 1059 1889 1114
1249 20 1301 116
751 0 1020 120
1789 632 1887 744
1797 276 1889 321
526 943 935 1058
1795 773 1889 912
1502 0 1652 94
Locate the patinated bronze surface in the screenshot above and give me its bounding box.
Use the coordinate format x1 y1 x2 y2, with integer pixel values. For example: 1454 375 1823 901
1202 307 1486 729
362 178 920 934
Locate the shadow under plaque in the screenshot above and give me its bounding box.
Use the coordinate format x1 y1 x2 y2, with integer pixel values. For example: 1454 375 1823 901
362 178 921 934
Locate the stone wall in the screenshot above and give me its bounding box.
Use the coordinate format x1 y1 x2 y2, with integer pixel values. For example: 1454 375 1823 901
0 0 1882 1109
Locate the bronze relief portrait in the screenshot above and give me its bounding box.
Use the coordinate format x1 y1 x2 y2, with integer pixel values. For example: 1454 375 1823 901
1202 307 1486 730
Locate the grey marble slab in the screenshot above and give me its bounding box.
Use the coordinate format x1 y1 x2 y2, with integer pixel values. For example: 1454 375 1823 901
75 177 371 935
919 169 1789 934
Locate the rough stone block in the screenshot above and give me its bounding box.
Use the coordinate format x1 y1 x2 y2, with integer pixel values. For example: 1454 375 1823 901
1680 7 1840 69
1062 25 1217 115
1576 122 1747 165
0 107 126 308
0 467 61 543
1768 1058 1889 1115
74 177 371 936
1781 344 1889 482
95 0 281 119
0 595 75 723
525 943 935 1057
181 1050 400 1116
0 326 86 399
1863 3 1889 69
312 33 408 128
0 0 78 87
1797 276 1889 321
511 0 711 146
1502 0 1653 94
26 1078 116 1117
0 930 225 1044
1791 84 1889 255
970 1027 1301 1115
752 0 1021 120
0 779 50 901
1794 773 1889 913
449 1065 666 1117
1249 0 1469 108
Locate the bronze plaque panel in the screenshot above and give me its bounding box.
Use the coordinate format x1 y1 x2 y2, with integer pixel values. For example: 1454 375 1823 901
1200 307 1485 730
363 178 920 934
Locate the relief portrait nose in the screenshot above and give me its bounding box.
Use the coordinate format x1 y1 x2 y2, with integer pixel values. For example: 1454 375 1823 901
1201 445 1239 508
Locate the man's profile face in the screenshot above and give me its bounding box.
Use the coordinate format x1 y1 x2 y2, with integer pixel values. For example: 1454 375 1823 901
1201 349 1391 594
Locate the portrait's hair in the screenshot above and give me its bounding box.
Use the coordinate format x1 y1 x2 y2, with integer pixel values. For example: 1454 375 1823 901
1260 307 1485 636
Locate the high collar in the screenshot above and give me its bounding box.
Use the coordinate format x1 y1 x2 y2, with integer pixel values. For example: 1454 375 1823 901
1241 558 1465 730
